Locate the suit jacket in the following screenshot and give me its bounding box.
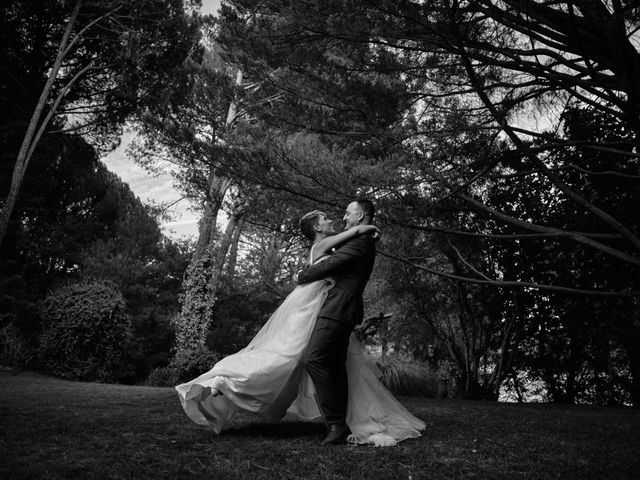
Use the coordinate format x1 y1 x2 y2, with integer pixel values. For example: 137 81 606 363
298 234 376 326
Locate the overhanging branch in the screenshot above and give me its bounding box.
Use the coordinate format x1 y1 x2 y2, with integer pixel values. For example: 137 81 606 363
378 250 639 297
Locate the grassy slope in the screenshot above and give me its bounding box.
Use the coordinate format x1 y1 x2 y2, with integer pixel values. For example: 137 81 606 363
1 372 638 480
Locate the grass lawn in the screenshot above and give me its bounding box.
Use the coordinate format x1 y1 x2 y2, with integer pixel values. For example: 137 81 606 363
1 371 638 480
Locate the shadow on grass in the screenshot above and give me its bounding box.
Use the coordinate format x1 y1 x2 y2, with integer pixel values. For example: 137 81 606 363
224 419 326 439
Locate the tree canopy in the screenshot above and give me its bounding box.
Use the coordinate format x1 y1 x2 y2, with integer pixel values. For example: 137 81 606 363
2 0 639 405
0 0 203 245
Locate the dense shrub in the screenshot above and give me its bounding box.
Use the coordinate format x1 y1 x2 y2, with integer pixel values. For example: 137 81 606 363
39 280 130 382
144 343 218 387
145 365 179 387
377 355 441 398
170 344 219 384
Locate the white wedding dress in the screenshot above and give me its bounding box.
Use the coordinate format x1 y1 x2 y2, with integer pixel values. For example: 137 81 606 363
175 257 425 446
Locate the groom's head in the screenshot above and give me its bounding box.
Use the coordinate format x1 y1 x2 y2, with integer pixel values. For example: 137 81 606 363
343 198 375 229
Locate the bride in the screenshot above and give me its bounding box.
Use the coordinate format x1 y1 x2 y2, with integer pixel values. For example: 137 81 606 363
175 210 425 446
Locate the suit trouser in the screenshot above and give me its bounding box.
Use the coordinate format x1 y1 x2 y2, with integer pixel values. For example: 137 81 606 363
303 316 353 425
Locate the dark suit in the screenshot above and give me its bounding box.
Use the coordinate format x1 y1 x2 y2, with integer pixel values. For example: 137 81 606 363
298 234 376 425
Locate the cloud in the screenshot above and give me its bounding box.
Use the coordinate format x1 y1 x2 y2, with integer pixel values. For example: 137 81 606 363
162 220 199 239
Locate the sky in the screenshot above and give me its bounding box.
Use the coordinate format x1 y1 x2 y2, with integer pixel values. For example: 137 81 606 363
101 1 222 240
201 0 222 16
102 131 200 239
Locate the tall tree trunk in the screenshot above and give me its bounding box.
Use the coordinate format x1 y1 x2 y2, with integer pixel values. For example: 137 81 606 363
0 0 81 248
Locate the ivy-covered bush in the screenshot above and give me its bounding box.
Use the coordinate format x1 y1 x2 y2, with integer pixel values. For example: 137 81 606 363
168 251 219 382
39 280 130 382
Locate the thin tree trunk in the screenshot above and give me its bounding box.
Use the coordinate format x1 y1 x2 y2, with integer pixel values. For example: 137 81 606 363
487 315 515 396
225 70 243 126
224 218 244 280
208 202 246 297
260 235 283 286
192 68 243 259
193 172 231 259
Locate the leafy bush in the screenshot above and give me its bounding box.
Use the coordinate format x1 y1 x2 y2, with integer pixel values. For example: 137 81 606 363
170 344 219 384
38 280 130 382
144 345 218 387
144 366 180 387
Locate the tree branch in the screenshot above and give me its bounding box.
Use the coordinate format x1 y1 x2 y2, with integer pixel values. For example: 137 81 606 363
378 250 639 297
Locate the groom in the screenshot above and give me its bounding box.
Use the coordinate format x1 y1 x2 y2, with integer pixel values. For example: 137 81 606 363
297 198 377 444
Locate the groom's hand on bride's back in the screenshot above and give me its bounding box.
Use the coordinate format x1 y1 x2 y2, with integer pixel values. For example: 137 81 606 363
296 266 333 286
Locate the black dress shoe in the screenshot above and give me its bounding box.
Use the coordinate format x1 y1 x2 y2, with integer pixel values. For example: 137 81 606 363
321 424 349 445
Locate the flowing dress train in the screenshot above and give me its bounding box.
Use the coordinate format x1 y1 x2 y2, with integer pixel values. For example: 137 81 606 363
175 278 425 446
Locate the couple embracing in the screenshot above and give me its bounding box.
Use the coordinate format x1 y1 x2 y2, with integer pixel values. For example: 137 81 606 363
175 199 425 446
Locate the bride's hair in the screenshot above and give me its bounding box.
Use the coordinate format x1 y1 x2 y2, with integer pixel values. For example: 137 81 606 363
299 210 322 240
